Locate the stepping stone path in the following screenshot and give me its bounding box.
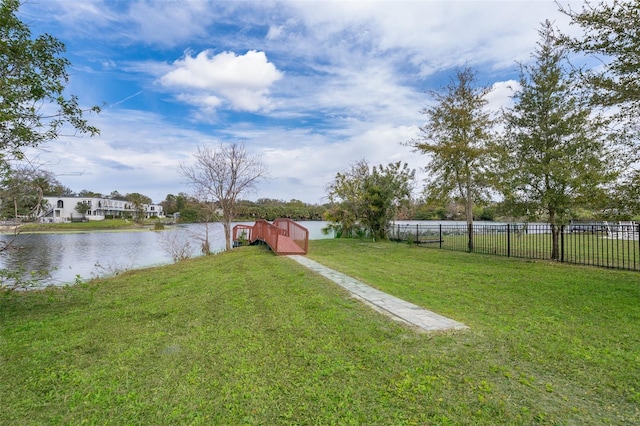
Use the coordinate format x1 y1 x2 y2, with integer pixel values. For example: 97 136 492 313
288 255 468 332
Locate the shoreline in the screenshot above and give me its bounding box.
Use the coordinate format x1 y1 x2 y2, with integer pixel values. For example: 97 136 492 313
0 224 174 235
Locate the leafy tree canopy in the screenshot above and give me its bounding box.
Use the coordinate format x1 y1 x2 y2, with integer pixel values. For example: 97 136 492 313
406 66 495 250
326 160 415 240
0 165 66 218
407 67 494 216
0 0 100 170
109 190 126 200
497 21 618 258
77 189 102 198
74 201 90 215
558 0 640 120
124 192 152 205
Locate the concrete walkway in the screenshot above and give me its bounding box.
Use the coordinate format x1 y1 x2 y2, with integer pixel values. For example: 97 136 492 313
288 255 468 333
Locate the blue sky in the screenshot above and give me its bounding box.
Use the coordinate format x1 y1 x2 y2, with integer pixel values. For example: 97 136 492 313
19 0 579 204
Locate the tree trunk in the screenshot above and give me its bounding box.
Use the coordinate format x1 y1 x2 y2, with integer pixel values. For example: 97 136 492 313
549 211 559 261
466 181 474 252
202 221 211 255
223 219 232 251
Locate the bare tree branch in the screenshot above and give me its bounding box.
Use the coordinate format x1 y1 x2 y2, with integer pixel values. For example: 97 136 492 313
179 141 269 251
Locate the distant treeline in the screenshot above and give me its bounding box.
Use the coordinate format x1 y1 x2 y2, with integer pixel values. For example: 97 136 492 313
161 195 327 222
161 193 505 223
234 199 327 221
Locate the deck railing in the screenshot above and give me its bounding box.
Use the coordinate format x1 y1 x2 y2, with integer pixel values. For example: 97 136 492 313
273 218 309 254
253 219 286 253
233 219 309 255
232 224 254 244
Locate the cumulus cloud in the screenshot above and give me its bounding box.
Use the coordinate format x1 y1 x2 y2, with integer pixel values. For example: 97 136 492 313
486 80 521 112
160 50 283 112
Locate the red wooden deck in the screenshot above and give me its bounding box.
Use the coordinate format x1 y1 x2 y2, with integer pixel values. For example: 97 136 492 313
232 219 308 255
270 234 306 255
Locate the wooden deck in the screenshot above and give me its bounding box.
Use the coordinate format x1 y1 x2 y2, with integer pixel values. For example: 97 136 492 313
274 235 306 255
232 219 309 255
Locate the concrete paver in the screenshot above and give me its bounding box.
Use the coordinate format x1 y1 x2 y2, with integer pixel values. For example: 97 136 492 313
288 255 468 332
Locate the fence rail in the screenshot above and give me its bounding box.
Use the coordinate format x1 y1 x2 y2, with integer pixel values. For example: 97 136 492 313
387 222 640 272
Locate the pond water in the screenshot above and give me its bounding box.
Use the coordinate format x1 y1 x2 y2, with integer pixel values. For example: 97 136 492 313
0 221 333 288
0 220 528 288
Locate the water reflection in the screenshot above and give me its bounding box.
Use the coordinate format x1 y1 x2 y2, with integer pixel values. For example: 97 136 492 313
0 221 332 287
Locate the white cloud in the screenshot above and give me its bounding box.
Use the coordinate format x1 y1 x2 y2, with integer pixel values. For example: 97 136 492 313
161 50 283 112
127 0 216 46
266 25 285 40
23 109 217 203
244 122 423 203
43 0 119 31
486 79 521 112
177 94 223 109
284 1 576 74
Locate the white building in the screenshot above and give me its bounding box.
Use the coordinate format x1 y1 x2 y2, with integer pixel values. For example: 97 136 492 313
40 196 164 222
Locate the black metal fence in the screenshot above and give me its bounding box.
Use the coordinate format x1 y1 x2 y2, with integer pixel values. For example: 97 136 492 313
387 222 640 272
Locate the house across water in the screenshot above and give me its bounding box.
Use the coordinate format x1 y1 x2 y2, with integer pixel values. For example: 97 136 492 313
40 196 164 222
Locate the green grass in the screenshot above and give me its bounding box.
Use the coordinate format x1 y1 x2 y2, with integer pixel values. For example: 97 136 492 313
407 231 640 270
18 219 159 233
1 240 639 424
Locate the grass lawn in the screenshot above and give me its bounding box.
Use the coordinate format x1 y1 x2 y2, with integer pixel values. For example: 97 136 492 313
1 239 639 424
402 230 640 271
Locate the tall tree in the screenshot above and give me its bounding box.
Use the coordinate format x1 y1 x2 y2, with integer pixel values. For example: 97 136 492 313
124 192 152 222
160 193 182 215
557 0 640 119
0 0 99 169
124 192 152 205
47 182 74 197
0 165 64 219
406 67 494 251
362 162 415 240
74 201 90 218
325 160 369 238
326 160 414 240
179 142 268 251
557 0 640 217
496 21 618 260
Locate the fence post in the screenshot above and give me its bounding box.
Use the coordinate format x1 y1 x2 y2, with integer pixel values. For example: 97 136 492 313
507 224 511 257
439 224 442 248
416 224 419 245
560 225 565 263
